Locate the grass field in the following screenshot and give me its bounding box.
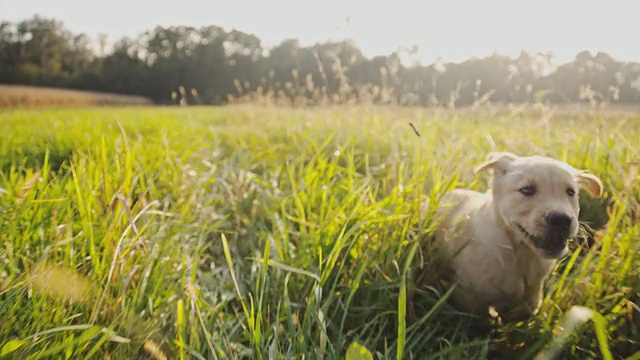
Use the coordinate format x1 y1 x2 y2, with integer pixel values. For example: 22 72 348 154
0 104 638 359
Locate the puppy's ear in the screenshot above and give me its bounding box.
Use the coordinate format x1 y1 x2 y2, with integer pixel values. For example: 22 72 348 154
473 152 519 175
576 172 603 198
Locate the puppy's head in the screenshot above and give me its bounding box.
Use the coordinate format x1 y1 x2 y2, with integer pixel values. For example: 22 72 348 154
475 152 603 259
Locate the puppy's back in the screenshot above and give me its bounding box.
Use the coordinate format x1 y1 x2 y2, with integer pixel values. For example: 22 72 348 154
436 189 488 232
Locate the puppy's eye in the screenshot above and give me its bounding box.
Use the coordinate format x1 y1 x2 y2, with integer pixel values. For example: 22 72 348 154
567 188 576 197
518 185 537 197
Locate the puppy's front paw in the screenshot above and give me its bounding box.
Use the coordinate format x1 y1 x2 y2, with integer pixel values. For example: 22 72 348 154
498 304 537 323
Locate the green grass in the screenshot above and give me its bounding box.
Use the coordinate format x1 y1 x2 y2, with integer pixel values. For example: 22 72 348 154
0 104 638 359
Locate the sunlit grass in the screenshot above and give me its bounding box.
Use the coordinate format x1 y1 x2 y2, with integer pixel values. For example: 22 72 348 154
0 104 638 359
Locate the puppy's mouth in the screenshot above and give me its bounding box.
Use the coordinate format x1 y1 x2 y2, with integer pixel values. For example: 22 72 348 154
515 224 567 259
515 224 546 246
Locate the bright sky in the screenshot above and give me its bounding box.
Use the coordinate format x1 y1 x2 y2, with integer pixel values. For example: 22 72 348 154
1 0 639 65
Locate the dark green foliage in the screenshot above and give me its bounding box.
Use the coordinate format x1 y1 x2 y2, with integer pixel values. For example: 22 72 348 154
2 16 640 106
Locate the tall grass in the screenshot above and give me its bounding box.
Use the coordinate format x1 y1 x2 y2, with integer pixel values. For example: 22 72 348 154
0 105 638 359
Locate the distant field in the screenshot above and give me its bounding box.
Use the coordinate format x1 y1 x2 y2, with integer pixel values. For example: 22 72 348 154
0 105 638 359
0 85 152 108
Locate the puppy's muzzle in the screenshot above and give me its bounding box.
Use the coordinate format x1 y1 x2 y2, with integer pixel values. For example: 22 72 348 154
537 212 574 258
517 212 574 259
544 212 573 232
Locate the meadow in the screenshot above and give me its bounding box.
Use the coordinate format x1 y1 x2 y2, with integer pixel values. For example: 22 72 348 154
0 104 638 359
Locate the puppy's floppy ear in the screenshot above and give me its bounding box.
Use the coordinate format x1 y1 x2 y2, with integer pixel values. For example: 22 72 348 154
473 152 519 175
576 172 603 198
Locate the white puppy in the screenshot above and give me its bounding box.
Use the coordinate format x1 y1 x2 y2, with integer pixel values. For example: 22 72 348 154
434 152 603 320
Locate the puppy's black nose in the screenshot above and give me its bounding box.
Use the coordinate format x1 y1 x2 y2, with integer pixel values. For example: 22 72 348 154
545 212 573 229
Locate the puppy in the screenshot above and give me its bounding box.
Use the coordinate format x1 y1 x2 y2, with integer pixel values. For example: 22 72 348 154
434 152 603 321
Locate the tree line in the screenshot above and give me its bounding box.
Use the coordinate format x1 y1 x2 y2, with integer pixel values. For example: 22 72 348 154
2 15 640 106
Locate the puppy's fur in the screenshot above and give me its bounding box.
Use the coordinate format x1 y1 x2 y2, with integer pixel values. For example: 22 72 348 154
434 152 603 320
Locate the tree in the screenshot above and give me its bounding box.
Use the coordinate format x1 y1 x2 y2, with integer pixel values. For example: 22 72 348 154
2 15 640 107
